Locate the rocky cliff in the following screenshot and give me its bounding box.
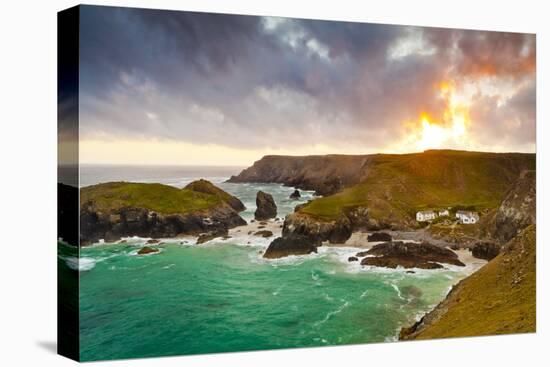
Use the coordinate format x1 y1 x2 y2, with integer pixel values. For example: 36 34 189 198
492 170 536 243
80 180 246 245
228 154 370 195
232 151 534 231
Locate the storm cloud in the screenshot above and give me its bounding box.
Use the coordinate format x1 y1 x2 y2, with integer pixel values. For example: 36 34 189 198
75 5 536 156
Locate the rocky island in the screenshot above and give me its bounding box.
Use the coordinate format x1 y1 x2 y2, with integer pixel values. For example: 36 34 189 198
79 180 247 245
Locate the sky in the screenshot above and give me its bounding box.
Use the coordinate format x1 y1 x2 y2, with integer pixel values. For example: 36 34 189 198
66 5 536 166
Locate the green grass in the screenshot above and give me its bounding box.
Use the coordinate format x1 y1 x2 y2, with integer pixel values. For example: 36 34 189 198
184 179 237 205
301 150 535 222
80 182 223 215
410 225 536 339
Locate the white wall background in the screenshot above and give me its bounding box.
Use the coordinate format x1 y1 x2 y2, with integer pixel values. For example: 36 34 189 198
0 0 547 366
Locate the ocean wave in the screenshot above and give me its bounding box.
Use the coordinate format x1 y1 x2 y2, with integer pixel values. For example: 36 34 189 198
315 300 351 326
64 257 96 271
391 284 405 301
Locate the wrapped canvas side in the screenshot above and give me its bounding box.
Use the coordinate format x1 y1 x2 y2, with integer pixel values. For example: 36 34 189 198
57 5 80 362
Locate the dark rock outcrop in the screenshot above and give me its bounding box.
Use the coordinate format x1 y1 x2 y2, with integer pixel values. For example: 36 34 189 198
471 241 500 261
80 204 245 246
348 256 358 262
196 227 228 244
282 212 352 245
359 241 465 269
263 234 319 259
367 232 392 242
254 191 277 220
137 246 159 255
254 230 273 238
493 170 536 243
290 189 301 199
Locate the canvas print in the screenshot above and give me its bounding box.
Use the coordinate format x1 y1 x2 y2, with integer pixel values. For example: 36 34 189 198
58 5 536 362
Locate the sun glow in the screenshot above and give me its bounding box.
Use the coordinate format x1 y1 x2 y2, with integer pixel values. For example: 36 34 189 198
411 81 471 151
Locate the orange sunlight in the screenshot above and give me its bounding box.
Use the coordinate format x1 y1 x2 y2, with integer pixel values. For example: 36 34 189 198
411 81 471 151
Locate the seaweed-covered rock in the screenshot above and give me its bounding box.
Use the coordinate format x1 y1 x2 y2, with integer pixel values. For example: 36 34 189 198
137 246 159 255
360 241 465 269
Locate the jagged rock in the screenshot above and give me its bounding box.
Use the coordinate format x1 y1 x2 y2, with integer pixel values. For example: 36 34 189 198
259 221 268 225
254 191 277 220
360 241 465 269
137 246 159 255
367 232 392 242
146 239 160 244
348 256 358 262
282 212 352 244
494 170 536 243
263 234 319 259
196 228 228 244
254 230 273 238
290 189 301 199
471 241 500 261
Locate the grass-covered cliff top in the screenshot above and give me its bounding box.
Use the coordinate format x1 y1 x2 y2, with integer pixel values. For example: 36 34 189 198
300 150 535 221
403 225 535 339
80 181 229 215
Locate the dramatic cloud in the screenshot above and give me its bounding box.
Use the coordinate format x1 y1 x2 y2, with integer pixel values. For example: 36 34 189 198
74 5 536 164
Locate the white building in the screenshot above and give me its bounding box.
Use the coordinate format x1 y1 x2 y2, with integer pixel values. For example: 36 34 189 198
416 210 437 222
455 210 479 224
438 209 449 217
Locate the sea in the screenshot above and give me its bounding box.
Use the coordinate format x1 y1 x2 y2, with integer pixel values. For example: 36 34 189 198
58 164 483 361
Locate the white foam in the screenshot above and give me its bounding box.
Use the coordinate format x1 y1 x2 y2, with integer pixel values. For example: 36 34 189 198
391 284 405 301
65 257 96 271
315 300 351 326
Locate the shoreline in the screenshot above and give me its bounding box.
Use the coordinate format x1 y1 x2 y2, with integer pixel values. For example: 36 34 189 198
79 219 487 272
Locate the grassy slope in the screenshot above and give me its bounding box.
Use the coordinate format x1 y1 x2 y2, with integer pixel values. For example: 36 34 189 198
407 225 536 339
184 179 239 206
301 150 535 221
80 182 223 215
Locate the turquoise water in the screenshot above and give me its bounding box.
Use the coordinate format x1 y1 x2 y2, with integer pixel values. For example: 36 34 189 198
65 169 480 361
